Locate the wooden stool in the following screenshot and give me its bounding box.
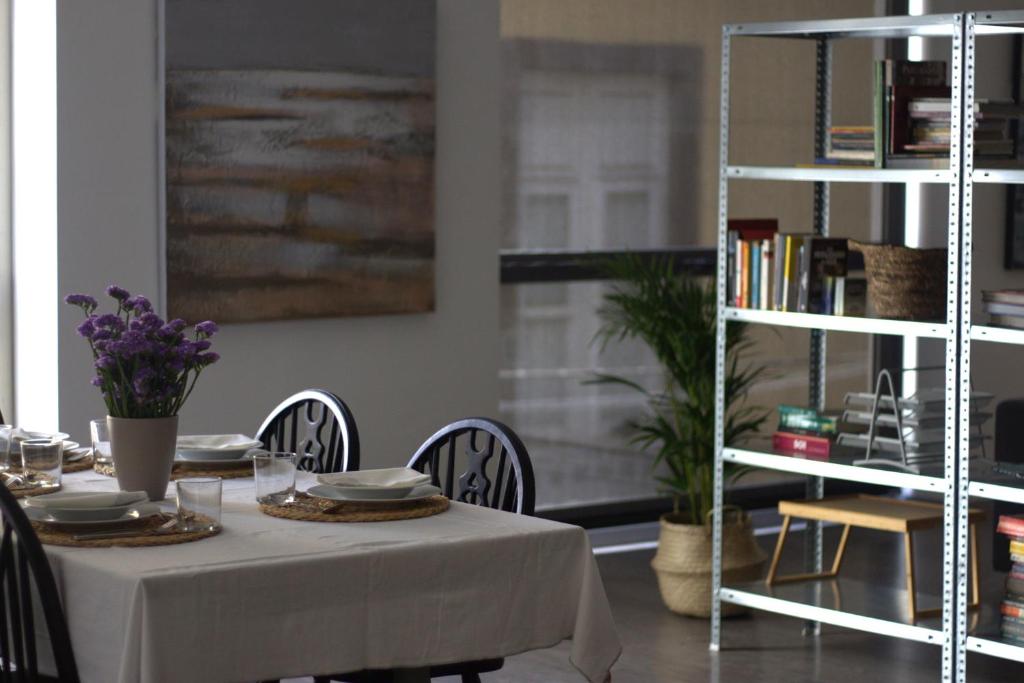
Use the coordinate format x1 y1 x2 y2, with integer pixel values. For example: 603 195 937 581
766 494 984 621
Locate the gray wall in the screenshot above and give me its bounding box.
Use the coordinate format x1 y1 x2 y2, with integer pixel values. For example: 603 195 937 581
56 0 500 465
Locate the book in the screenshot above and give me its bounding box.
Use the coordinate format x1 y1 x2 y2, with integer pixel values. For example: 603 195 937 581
783 236 807 312
728 219 778 308
990 314 1024 330
984 289 1024 306
773 431 831 459
998 515 1024 538
984 301 1024 317
760 239 773 310
802 238 849 315
778 405 838 435
751 241 761 310
727 231 738 306
874 59 948 167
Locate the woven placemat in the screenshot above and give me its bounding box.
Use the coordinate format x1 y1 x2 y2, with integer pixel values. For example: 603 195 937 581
63 455 95 474
9 482 61 498
33 512 221 548
94 460 252 480
260 492 449 523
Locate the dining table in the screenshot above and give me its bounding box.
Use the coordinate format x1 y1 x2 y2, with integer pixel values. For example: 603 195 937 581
34 469 621 683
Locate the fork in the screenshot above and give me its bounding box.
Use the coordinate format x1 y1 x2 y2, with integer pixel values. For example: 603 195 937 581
72 516 179 541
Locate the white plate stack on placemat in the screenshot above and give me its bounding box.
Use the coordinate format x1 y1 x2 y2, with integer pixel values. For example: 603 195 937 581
23 491 159 529
309 467 439 503
175 434 263 465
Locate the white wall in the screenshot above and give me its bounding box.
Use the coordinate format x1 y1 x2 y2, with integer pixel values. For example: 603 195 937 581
54 0 501 466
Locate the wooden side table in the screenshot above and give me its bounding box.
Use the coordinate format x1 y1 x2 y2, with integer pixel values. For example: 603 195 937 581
766 494 984 620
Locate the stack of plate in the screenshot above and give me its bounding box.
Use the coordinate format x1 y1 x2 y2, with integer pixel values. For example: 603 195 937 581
23 490 159 529
11 430 85 463
308 467 439 503
175 435 262 465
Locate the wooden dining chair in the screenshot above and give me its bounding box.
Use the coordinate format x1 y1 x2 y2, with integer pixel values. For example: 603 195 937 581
319 419 535 683
0 484 80 682
255 389 360 474
407 417 535 516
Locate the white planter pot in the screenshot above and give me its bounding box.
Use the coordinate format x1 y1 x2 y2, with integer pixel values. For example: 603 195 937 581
651 512 767 618
107 415 179 502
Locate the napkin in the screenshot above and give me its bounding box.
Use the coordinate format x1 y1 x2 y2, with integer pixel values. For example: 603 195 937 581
176 434 262 450
317 467 431 489
25 490 149 509
11 428 70 442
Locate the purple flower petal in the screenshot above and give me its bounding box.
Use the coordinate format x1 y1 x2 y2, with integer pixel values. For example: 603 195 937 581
105 285 130 301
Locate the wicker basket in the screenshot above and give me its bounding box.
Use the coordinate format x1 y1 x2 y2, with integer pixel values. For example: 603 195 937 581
848 240 947 321
650 511 766 618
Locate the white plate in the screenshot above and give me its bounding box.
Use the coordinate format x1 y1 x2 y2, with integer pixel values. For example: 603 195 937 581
41 503 133 522
176 435 262 461
64 447 92 463
23 505 161 527
306 483 441 504
174 451 257 466
13 431 70 443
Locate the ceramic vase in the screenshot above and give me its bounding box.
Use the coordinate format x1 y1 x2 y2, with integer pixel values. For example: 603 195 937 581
107 415 179 502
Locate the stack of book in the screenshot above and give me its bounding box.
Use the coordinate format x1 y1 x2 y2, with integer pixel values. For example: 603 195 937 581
728 230 864 315
772 405 838 460
996 515 1024 645
824 126 875 164
871 58 1022 168
983 290 1024 329
725 219 777 310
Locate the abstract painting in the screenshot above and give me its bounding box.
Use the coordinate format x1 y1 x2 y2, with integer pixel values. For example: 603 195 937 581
164 0 436 321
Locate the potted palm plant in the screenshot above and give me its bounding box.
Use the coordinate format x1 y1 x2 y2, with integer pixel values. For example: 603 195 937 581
592 254 768 617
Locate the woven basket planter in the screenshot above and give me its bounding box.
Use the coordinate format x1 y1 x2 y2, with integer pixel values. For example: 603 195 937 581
849 240 947 321
651 511 766 618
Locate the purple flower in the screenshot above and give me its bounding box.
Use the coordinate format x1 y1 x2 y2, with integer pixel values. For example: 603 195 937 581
94 313 125 330
105 285 130 301
167 319 187 332
129 312 163 332
92 329 112 341
94 355 116 371
197 352 220 366
125 295 152 313
192 339 212 352
76 317 97 338
90 376 104 387
64 293 98 311
195 320 218 336
132 367 155 398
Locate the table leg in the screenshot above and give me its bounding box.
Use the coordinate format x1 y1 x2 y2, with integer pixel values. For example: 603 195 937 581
904 532 917 619
831 524 852 575
766 515 792 585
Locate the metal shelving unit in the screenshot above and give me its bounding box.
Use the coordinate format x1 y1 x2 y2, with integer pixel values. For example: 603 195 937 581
711 11 1024 683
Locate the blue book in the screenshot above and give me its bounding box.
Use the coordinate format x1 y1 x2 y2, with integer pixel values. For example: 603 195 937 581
751 243 761 309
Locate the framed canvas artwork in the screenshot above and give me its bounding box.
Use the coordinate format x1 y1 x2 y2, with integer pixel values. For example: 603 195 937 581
164 0 436 321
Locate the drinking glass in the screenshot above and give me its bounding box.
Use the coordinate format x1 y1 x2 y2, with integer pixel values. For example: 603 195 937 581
176 477 222 531
90 418 113 464
20 437 64 487
253 451 297 504
0 425 14 472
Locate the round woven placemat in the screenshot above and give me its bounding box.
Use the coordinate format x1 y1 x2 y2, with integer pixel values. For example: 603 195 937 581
260 492 449 523
94 460 252 480
33 512 221 548
9 483 61 498
63 456 95 474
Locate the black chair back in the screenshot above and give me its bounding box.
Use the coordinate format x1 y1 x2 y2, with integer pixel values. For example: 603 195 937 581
407 418 535 516
0 485 79 682
256 389 360 473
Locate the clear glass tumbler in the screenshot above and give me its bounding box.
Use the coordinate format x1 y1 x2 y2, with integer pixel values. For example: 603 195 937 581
20 437 64 486
176 477 222 531
90 419 112 464
253 451 297 505
0 425 14 472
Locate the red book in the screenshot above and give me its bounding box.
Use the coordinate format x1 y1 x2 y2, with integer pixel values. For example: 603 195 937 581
998 515 1024 539
1002 603 1024 619
773 431 831 459
728 218 778 242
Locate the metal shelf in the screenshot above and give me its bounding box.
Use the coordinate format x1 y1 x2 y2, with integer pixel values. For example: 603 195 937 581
974 10 1024 35
725 307 949 338
973 168 1024 184
970 324 1024 345
967 635 1024 664
724 447 944 493
720 578 942 645
726 165 952 184
968 460 1024 505
725 15 959 40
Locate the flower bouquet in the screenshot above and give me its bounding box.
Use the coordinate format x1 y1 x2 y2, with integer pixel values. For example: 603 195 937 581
65 286 220 499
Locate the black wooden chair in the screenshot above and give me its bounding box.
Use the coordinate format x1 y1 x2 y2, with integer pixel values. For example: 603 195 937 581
0 483 80 682
320 418 535 683
255 389 360 474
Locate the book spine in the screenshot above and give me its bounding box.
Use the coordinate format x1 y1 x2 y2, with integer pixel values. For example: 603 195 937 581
779 413 838 435
874 60 885 168
772 431 831 458
761 239 772 311
773 233 785 310
751 242 761 310
727 230 737 307
797 243 809 313
834 277 846 316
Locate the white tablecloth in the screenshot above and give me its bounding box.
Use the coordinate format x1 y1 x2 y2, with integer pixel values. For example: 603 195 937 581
39 471 620 683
